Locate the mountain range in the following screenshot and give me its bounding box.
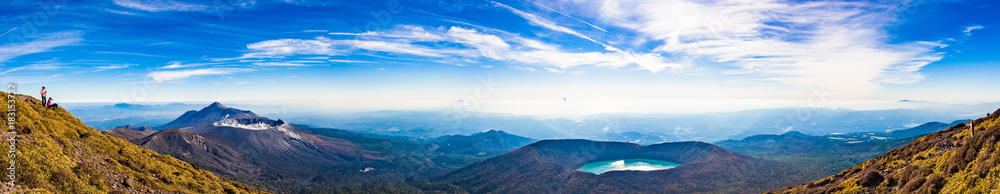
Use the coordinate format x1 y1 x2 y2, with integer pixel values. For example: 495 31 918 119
102 102 535 193
717 119 968 178
0 92 262 193
83 100 1000 193
69 102 993 142
67 103 206 129
107 102 403 192
284 108 971 141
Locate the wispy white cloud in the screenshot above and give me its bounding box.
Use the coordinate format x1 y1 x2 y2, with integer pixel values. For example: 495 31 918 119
517 50 680 73
571 0 950 96
142 42 174 47
0 31 83 64
446 26 511 59
492 1 602 46
490 2 682 72
964 25 984 36
104 8 141 15
94 51 164 57
234 0 954 91
544 67 565 73
245 26 681 73
511 66 537 72
251 28 458 59
0 58 72 75
112 0 213 12
160 61 204 69
286 60 326 63
1 64 45 75
328 59 375 64
0 32 84 76
253 62 309 67
329 26 447 41
147 68 251 83
526 1 607 32
243 37 344 58
2 58 137 76
112 0 256 12
94 64 134 70
347 39 456 57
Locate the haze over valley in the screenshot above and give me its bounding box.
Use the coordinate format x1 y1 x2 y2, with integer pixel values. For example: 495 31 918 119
3 0 999 193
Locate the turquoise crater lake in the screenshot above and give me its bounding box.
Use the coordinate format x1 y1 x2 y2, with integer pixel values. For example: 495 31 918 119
578 158 680 174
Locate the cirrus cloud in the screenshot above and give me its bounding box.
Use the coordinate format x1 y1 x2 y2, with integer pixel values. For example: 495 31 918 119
112 0 214 12
147 68 251 83
543 0 952 95
243 25 682 73
0 31 83 64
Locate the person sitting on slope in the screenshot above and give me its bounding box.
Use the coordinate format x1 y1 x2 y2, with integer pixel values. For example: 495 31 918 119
47 97 59 109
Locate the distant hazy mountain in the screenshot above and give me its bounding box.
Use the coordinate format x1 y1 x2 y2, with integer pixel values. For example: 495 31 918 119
883 120 969 139
573 108 976 141
436 139 812 193
588 131 679 145
287 110 570 139
716 120 962 178
74 100 991 142
67 102 205 129
280 107 983 142
888 100 1000 116
716 132 914 178
430 130 536 156
157 102 260 130
772 108 1000 193
298 125 539 171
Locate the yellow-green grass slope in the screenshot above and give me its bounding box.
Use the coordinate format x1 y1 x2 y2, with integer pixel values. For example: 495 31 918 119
0 91 265 193
771 107 1000 194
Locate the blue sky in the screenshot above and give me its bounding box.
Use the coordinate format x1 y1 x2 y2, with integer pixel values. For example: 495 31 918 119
1 0 997 115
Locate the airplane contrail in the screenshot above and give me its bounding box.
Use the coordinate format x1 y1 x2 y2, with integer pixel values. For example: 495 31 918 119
0 27 17 38
528 1 608 32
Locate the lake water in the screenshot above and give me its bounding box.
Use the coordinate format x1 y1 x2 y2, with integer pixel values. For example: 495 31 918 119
578 158 679 174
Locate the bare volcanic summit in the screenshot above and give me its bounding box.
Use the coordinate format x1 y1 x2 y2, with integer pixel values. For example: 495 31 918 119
157 102 259 130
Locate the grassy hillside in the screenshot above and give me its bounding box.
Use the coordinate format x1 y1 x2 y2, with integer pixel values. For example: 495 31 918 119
0 92 263 193
772 108 1000 193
